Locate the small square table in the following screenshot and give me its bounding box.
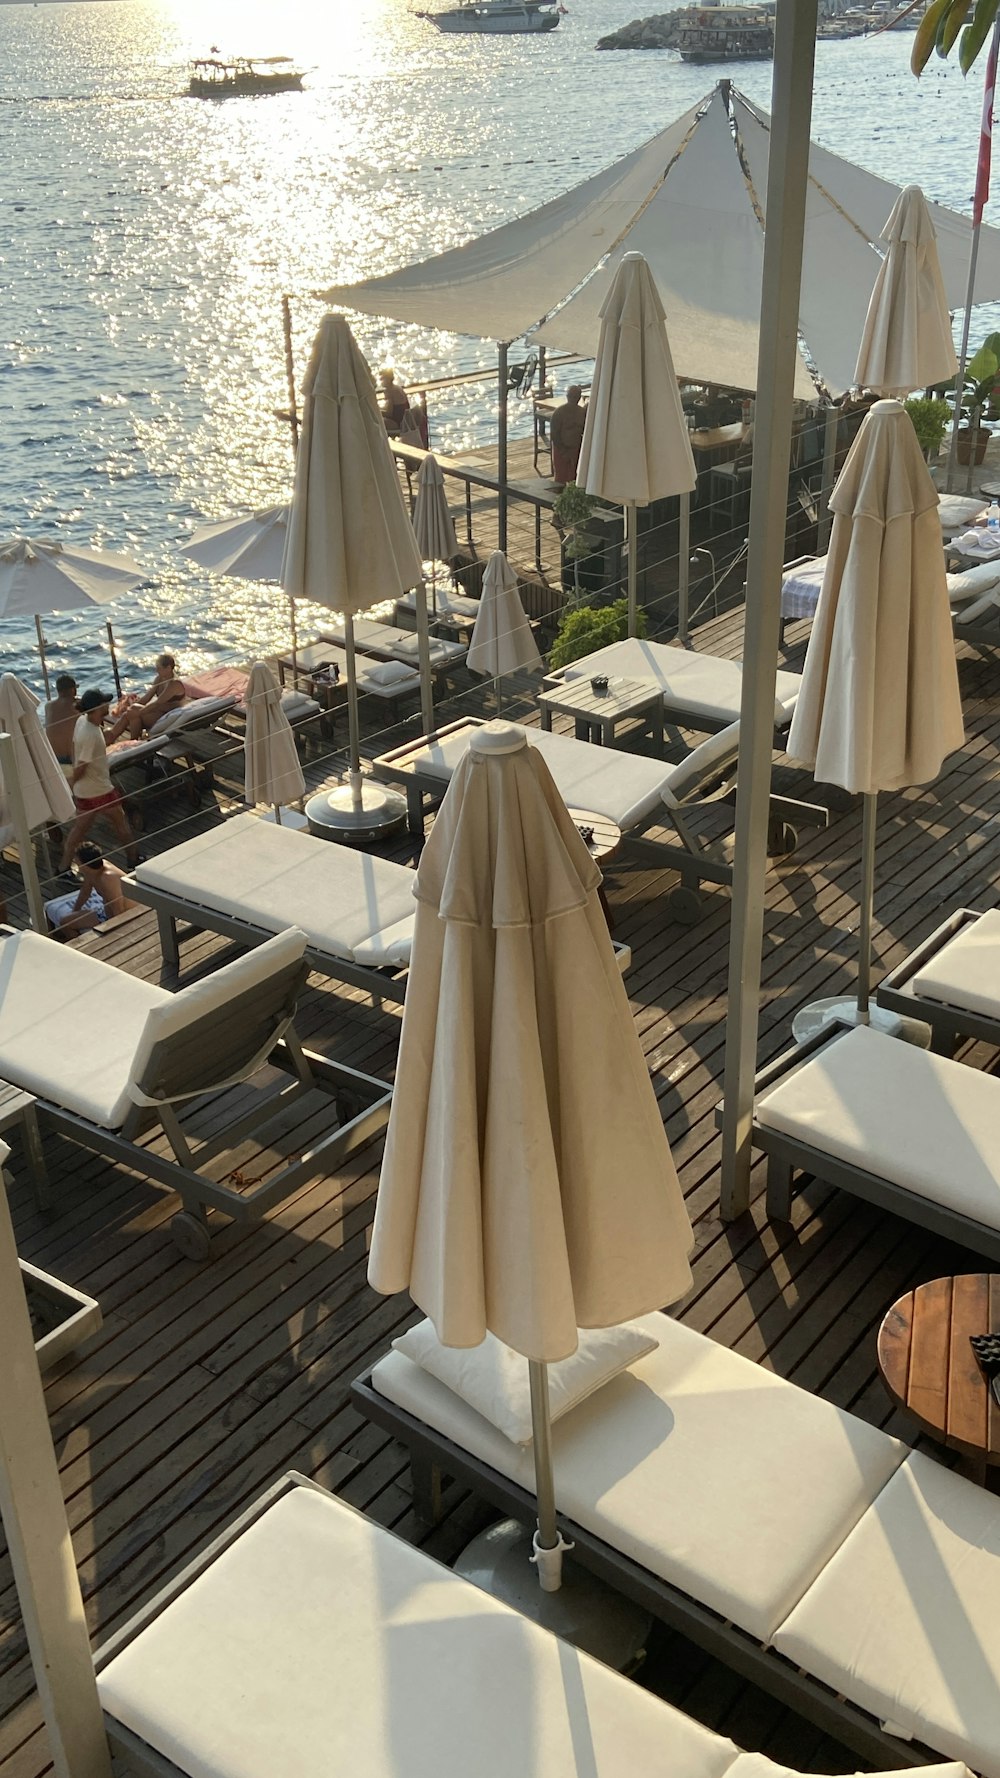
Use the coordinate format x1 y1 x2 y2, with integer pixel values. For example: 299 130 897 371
537 675 663 749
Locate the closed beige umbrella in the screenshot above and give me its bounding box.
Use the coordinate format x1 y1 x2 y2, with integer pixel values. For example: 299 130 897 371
466 550 542 686
281 314 425 837
369 722 692 1608
578 252 695 636
243 661 306 828
412 454 458 619
787 399 965 1032
854 186 958 397
0 674 75 933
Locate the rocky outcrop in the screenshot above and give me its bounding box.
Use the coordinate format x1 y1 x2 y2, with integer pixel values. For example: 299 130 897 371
596 13 683 49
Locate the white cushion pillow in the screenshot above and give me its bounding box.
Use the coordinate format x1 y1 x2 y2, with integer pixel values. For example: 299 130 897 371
391 1318 658 1446
364 660 416 688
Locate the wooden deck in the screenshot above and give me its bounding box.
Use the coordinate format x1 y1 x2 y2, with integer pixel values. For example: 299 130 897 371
3 603 1000 1775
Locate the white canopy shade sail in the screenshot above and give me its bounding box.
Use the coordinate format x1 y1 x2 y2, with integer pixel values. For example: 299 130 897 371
324 83 1000 400
853 186 958 396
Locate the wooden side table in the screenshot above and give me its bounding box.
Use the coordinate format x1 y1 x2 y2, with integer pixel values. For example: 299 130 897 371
0 1081 48 1209
538 676 664 749
878 1274 1000 1484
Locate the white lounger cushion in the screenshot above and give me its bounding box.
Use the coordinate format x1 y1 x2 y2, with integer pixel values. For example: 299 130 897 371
728 1762 971 1778
150 696 237 738
911 908 1000 1017
321 617 465 666
558 639 801 726
133 813 417 967
947 563 1000 601
415 724 672 833
0 930 168 1128
938 494 988 533
755 1024 1000 1234
96 1483 743 1778
774 1452 1000 1777
373 1311 905 1644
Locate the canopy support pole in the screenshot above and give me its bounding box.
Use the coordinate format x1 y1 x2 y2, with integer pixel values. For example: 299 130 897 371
626 502 638 636
817 402 838 554
528 1360 564 1590
281 294 300 453
415 577 435 736
34 616 50 699
720 0 818 1223
678 491 691 644
856 792 877 1019
498 343 509 554
0 732 46 935
344 612 363 806
105 621 123 701
0 1149 113 1778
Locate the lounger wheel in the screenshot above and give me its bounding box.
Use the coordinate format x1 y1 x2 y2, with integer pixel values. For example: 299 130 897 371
766 817 799 858
666 885 703 925
171 1211 212 1261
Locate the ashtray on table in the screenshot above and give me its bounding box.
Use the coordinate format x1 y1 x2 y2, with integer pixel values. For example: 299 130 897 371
590 676 610 695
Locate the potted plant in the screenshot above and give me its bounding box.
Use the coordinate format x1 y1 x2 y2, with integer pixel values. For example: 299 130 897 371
553 481 599 599
549 597 645 670
903 395 951 463
940 336 1000 466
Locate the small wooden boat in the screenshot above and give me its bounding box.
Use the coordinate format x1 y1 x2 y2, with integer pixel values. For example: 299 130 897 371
187 57 305 98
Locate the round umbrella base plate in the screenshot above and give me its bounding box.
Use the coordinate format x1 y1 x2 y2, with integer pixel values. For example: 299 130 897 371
454 1518 651 1673
792 997 930 1049
305 782 407 845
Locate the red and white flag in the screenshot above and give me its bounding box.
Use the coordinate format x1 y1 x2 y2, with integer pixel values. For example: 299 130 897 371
974 22 1000 227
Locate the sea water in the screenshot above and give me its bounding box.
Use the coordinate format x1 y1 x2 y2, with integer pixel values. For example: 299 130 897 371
0 0 992 687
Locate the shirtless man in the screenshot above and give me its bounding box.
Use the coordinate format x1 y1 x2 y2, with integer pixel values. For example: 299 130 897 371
44 841 127 939
44 674 79 779
59 687 137 870
124 653 186 738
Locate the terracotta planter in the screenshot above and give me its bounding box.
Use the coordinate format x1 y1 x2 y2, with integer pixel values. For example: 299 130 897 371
957 427 991 467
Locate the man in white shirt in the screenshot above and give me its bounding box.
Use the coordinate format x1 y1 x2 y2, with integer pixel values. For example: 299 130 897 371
58 688 138 872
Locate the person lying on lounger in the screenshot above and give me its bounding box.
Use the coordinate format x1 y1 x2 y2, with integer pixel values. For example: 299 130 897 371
122 653 187 737
45 842 127 939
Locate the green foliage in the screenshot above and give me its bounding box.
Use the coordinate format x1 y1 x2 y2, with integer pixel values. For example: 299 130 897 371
549 597 646 669
911 0 999 75
932 335 1000 428
552 481 596 533
903 395 952 454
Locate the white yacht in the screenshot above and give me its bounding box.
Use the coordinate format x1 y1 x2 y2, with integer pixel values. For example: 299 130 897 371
426 0 561 34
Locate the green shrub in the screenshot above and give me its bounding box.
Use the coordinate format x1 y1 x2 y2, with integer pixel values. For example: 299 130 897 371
902 396 951 457
549 597 645 669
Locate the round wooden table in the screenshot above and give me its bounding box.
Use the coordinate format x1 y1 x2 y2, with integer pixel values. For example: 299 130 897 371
567 807 622 931
878 1275 1000 1482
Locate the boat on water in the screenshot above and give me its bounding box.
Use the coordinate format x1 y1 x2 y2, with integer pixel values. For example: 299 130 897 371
187 56 305 98
423 0 561 34
675 4 774 61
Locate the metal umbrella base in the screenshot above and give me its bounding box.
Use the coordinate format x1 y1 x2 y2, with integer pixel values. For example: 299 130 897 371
791 996 929 1048
305 777 407 845
454 1518 651 1672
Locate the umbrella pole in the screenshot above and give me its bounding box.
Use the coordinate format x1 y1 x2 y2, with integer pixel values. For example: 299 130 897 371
528 1360 569 1592
415 578 435 736
289 594 299 684
430 559 437 618
34 616 50 700
678 491 691 645
0 732 46 935
106 621 123 701
0 1164 115 1778
856 792 877 1020
498 343 509 554
626 502 638 637
344 611 364 810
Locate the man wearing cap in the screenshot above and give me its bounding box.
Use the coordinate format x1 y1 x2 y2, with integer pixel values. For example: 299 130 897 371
549 384 587 489
59 688 138 872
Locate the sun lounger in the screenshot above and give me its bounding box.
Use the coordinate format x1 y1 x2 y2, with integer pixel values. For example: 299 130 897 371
182 667 320 729
543 638 802 734
124 811 419 1000
748 1020 1000 1262
354 1307 1000 1776
876 908 1000 1052
0 924 391 1259
277 639 423 706
372 718 825 920
94 1470 971 1778
317 616 467 671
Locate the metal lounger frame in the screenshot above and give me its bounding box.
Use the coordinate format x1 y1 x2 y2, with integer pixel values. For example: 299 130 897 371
875 908 999 1054
29 955 391 1251
741 1024 1000 1264
348 1371 937 1771
122 872 409 1004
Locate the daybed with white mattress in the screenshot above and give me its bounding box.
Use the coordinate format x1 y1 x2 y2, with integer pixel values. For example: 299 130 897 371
749 1021 1000 1262
278 638 423 706
876 908 1000 1051
93 1472 976 1778
353 1309 1000 1775
0 924 391 1258
124 812 418 1000
317 616 467 671
373 718 825 920
542 638 802 734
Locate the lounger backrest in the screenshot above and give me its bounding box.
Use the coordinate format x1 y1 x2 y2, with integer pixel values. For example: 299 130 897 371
126 927 309 1108
661 722 742 811
150 696 237 738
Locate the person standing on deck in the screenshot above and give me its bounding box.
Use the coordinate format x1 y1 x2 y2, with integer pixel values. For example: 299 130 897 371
378 367 411 436
550 384 587 489
44 674 79 781
59 688 138 871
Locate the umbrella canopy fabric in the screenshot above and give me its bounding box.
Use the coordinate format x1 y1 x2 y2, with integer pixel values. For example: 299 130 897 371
854 187 958 397
0 537 145 621
281 315 423 616
466 552 542 678
368 722 693 1363
578 252 696 507
786 400 964 794
181 505 290 582
412 455 458 566
0 675 74 830
243 662 306 811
